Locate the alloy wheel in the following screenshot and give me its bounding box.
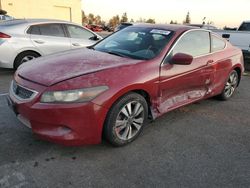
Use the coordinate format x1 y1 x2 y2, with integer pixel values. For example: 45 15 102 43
115 101 145 141
224 71 238 98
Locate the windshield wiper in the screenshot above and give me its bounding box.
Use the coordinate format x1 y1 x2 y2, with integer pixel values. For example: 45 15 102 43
87 46 95 50
106 51 129 58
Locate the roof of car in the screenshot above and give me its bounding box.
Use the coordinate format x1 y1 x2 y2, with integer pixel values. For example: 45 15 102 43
119 22 134 26
24 18 71 24
130 23 197 32
0 18 76 27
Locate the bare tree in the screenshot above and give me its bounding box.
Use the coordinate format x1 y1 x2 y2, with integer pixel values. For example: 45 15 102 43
88 13 95 24
109 15 120 27
82 11 88 24
95 15 102 25
137 17 146 23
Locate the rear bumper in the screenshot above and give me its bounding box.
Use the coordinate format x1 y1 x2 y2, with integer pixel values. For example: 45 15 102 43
8 91 109 146
0 40 16 68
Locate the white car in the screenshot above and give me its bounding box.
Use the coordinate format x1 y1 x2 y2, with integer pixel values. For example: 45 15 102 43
0 19 102 69
213 21 250 70
0 14 14 21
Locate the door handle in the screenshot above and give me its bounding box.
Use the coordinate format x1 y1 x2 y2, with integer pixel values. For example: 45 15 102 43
72 43 81 47
33 40 45 44
207 60 214 65
222 34 230 39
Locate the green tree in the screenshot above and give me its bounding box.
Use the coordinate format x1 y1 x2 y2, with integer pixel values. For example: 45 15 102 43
183 12 191 24
121 12 128 23
202 17 206 25
130 19 134 23
170 20 174 24
146 18 155 24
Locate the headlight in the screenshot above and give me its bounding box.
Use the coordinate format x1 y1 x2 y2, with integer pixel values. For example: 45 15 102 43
40 86 108 103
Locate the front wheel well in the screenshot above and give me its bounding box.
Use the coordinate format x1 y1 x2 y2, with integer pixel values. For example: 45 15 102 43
130 89 153 120
14 50 41 69
102 89 153 137
234 67 242 86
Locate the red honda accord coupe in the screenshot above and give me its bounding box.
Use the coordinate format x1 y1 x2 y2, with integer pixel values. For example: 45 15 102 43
7 24 244 146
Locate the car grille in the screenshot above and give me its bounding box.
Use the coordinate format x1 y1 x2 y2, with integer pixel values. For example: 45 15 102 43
11 81 37 100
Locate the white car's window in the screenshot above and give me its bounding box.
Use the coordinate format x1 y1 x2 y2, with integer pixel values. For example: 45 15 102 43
212 35 226 52
28 25 40 35
28 24 65 37
39 24 65 37
171 30 210 57
67 25 94 39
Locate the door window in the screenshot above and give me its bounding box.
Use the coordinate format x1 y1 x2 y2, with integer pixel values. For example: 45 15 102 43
170 30 210 57
39 24 65 37
211 35 226 52
67 25 95 39
27 25 40 35
27 24 65 37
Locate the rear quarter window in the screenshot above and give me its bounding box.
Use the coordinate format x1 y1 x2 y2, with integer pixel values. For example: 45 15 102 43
27 25 40 35
212 35 226 52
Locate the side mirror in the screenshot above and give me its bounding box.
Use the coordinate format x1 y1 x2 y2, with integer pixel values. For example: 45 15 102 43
89 35 99 41
170 53 193 65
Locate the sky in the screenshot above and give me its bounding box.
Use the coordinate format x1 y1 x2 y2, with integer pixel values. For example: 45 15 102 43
81 0 250 28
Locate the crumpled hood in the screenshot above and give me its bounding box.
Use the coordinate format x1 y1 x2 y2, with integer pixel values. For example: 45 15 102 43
17 48 142 86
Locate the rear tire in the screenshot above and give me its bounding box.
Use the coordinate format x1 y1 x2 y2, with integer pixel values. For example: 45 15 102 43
104 92 148 147
14 51 40 69
218 70 239 100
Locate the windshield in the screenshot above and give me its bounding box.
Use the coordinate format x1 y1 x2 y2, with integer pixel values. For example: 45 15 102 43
238 22 250 31
94 27 174 60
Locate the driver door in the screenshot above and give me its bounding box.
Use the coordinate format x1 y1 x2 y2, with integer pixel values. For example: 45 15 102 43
158 30 214 113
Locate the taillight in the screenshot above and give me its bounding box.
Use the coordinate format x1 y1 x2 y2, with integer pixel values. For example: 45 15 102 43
0 32 11 38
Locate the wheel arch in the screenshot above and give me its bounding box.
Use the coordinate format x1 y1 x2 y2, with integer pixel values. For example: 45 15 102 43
100 88 154 138
14 50 42 69
103 88 153 120
101 89 153 143
233 66 242 86
131 89 153 119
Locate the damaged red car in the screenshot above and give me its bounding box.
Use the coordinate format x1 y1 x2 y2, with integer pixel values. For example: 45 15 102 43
7 24 244 146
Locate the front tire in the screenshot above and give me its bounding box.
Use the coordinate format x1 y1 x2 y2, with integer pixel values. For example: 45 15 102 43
104 92 148 147
218 70 239 100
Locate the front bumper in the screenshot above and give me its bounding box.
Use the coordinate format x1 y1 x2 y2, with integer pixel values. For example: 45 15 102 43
0 61 13 69
8 84 109 146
